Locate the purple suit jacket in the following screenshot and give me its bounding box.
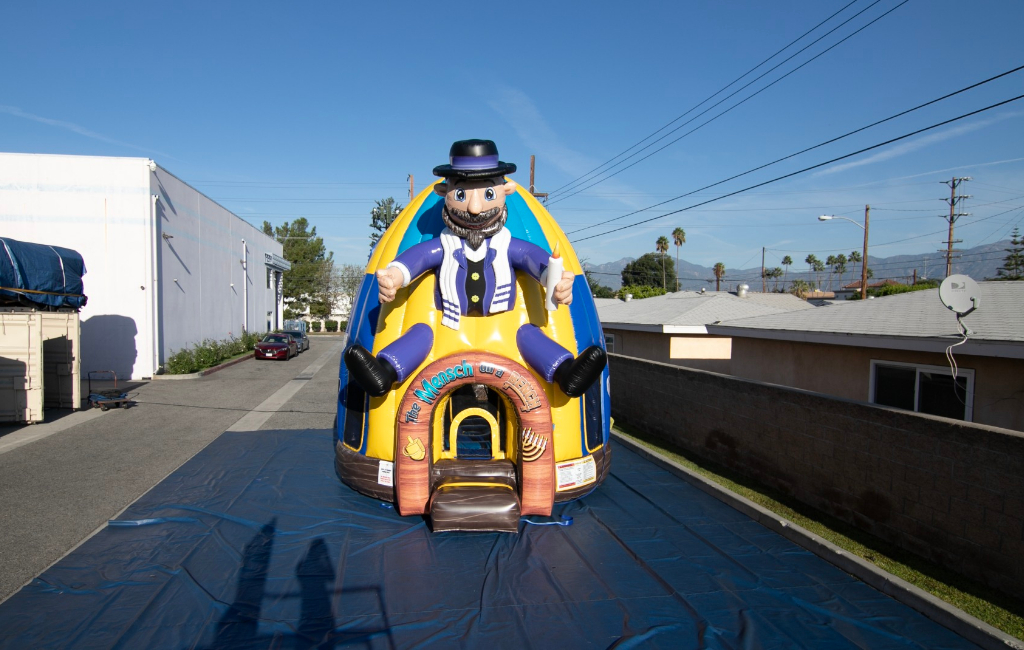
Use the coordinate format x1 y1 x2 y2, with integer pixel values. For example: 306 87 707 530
391 231 550 318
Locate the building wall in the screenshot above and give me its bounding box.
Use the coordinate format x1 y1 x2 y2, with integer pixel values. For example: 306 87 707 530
0 153 283 379
151 168 282 363
730 337 1024 432
609 353 1024 599
604 328 731 373
0 153 154 379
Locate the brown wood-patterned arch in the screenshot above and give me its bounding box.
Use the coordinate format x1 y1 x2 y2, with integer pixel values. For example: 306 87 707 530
394 352 554 516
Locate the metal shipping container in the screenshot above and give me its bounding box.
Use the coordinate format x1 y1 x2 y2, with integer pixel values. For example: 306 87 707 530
0 309 81 423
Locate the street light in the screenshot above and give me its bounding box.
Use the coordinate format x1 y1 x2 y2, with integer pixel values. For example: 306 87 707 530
818 204 870 300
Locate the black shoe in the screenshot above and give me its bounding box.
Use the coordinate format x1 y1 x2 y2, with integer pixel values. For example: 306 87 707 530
554 346 607 397
344 345 397 397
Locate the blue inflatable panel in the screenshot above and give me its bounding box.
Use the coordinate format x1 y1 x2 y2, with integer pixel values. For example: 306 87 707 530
0 431 978 649
0 237 86 309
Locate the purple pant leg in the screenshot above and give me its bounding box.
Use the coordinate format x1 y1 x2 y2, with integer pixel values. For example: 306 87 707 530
516 324 572 382
377 323 433 383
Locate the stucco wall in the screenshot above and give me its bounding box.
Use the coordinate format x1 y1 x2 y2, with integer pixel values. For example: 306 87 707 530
730 337 1024 432
609 353 1024 598
604 328 731 373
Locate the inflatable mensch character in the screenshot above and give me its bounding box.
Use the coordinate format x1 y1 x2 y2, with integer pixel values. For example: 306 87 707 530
337 139 611 532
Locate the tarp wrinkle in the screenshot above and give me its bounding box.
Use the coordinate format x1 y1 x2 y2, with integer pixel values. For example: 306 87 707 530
0 431 981 649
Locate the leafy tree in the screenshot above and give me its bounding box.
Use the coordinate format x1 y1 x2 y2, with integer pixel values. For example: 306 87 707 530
262 218 333 314
990 227 1024 280
621 253 676 290
781 255 792 290
713 262 725 291
672 227 686 291
656 235 670 290
369 197 404 250
618 284 666 299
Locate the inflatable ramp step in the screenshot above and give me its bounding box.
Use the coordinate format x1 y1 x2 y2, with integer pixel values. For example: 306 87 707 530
429 476 520 533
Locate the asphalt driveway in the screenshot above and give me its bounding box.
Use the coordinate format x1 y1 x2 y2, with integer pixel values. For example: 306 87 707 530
0 338 344 603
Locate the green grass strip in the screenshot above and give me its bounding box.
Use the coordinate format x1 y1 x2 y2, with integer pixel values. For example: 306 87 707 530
612 423 1024 641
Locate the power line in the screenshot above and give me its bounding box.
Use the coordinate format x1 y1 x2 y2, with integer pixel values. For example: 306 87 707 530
549 0 913 205
565 64 1024 235
570 94 1024 244
546 0 863 198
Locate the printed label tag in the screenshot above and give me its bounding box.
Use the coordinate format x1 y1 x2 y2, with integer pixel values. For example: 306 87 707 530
377 460 394 487
555 456 597 492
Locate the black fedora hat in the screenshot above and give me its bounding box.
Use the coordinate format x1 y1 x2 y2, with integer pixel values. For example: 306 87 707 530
432 139 517 180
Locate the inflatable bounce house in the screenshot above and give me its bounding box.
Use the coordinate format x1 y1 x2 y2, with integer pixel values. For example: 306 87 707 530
336 140 611 532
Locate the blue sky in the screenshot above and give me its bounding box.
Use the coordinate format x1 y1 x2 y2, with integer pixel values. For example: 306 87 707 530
4 1 1023 284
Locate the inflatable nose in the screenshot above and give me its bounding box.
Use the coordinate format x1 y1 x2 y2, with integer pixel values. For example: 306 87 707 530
467 188 483 215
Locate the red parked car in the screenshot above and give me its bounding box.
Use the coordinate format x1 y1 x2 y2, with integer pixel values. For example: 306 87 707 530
255 333 298 361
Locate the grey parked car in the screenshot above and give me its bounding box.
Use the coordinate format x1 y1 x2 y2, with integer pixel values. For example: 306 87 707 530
282 330 309 353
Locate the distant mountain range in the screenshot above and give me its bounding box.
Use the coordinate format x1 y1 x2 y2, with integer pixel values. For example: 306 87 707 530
583 239 1015 292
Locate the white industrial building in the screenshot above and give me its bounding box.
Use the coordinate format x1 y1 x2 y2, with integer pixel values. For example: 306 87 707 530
0 152 290 379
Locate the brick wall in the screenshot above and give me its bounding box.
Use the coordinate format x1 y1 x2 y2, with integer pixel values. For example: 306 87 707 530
609 354 1024 597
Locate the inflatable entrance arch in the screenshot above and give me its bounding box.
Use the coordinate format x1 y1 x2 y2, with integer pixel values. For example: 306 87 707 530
336 181 610 532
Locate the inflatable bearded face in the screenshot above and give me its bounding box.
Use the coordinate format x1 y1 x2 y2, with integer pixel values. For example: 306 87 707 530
436 177 518 250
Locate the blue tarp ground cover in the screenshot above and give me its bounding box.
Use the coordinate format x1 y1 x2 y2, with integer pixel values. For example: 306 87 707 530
0 237 86 309
0 432 978 649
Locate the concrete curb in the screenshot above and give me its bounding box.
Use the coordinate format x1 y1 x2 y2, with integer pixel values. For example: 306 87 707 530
611 432 1024 650
151 354 253 380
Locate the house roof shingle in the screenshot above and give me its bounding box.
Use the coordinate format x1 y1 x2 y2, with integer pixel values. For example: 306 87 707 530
597 291 815 333
706 281 1024 358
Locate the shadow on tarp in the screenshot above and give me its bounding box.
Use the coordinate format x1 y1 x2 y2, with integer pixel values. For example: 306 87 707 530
0 431 979 649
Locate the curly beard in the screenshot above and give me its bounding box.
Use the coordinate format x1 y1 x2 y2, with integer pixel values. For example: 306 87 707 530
442 203 508 250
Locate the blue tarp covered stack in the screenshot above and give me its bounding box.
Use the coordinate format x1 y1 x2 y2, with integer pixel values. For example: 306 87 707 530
0 237 87 310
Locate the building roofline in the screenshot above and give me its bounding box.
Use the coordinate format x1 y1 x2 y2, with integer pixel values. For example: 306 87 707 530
705 324 1024 359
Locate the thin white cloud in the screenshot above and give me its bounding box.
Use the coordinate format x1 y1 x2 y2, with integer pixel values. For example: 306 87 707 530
0 105 174 158
488 87 649 210
815 111 1022 177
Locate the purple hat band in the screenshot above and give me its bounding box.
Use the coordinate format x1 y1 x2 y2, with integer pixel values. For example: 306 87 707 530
450 154 499 171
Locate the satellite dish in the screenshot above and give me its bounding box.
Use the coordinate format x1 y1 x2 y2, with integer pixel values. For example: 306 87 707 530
938 274 981 316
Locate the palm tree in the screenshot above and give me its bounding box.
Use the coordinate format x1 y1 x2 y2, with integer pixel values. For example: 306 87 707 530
834 253 847 289
781 255 792 290
848 250 861 290
804 254 819 287
713 262 725 291
813 260 825 290
769 267 783 291
672 228 686 291
656 236 670 290
825 255 837 290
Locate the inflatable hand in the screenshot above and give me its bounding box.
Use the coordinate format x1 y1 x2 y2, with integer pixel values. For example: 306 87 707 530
377 267 403 303
554 270 574 306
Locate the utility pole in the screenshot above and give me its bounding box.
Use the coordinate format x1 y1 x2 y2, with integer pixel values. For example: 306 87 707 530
860 205 870 300
940 177 971 277
529 155 548 202
407 174 414 203
761 247 766 293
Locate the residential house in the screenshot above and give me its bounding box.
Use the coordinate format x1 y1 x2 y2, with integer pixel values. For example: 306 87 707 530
597 290 816 373
707 282 1024 431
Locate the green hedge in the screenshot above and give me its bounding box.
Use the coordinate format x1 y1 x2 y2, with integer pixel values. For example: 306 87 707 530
165 329 264 375
311 321 322 332
325 320 338 332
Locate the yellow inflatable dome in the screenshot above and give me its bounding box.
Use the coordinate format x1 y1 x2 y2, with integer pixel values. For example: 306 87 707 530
336 181 610 532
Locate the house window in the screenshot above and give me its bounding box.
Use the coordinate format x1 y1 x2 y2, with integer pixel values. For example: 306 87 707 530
604 334 615 354
870 360 974 421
